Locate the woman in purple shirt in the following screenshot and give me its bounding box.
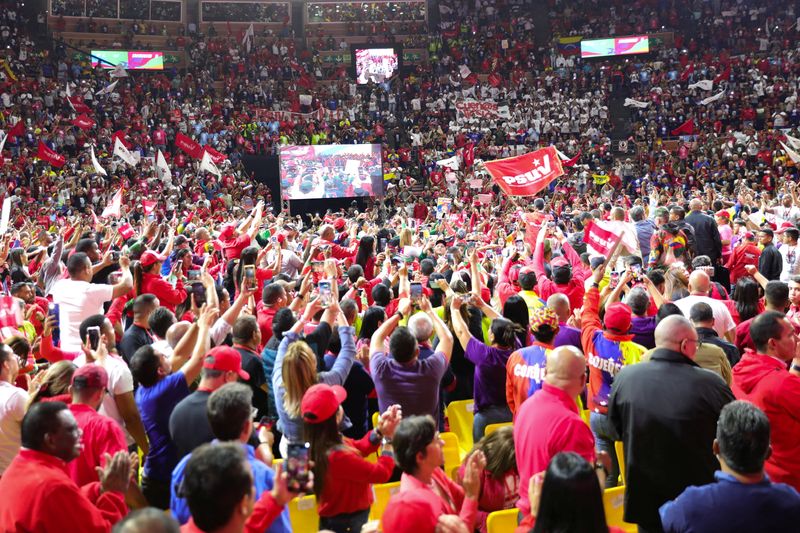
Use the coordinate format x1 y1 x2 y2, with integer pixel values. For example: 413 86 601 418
450 296 523 442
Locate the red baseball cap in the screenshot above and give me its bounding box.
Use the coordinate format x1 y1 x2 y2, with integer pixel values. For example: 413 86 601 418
219 224 236 241
203 346 250 380
714 210 731 220
776 221 796 234
71 364 109 390
333 218 346 231
604 302 632 334
551 256 570 268
139 250 166 268
382 489 439 533
301 383 347 424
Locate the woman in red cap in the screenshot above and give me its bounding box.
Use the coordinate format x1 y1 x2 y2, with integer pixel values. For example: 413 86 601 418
130 250 188 312
302 383 402 533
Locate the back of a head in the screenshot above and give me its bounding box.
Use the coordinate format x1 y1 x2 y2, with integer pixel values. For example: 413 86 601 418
392 415 437 475
716 400 771 475
232 315 258 345
133 293 159 318
207 382 253 441
688 270 711 294
625 288 650 317
67 252 90 278
630 206 645 222
148 307 176 339
765 280 789 310
340 298 358 324
689 302 714 325
166 321 191 349
490 318 519 349
656 303 684 324
532 452 607 533
519 271 537 291
262 283 286 306
182 443 253 532
750 311 787 354
112 508 180 533
372 283 391 307
78 314 107 345
654 315 693 348
389 326 418 363
474 426 516 479
407 312 433 342
130 345 161 387
544 346 584 389
21 401 68 451
271 307 297 341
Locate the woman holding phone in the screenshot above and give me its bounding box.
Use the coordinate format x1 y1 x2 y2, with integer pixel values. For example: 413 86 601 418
233 245 281 301
130 250 187 312
302 384 401 533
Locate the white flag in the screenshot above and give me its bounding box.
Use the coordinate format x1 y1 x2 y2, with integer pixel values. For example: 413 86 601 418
0 132 6 155
101 189 123 219
110 64 128 78
781 141 800 164
65 82 72 97
242 23 255 53
436 155 460 170
785 133 800 150
299 94 312 106
0 198 10 235
497 105 511 119
699 90 725 105
555 148 570 161
624 98 650 108
687 80 714 91
156 149 172 181
90 145 107 176
199 150 222 177
113 137 137 166
459 65 471 79
95 80 118 96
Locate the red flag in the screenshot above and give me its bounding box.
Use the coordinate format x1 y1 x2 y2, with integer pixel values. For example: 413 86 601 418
680 63 695 82
7 120 24 138
71 114 96 131
714 65 731 83
563 150 582 167
143 200 157 215
463 142 475 168
118 222 135 239
67 96 92 114
483 146 564 197
583 220 620 257
112 130 132 149
175 132 203 159
488 72 503 87
203 145 227 165
36 142 66 168
671 118 696 136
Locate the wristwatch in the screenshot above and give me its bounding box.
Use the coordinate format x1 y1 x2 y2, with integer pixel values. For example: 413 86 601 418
594 462 609 475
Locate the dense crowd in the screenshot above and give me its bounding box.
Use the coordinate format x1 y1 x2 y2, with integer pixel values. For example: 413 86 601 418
2 0 800 532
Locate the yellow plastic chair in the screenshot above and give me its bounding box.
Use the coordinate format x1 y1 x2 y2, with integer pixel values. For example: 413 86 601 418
486 509 518 533
603 486 637 532
615 441 626 486
484 422 512 436
445 399 475 455
440 432 463 478
369 481 401 520
288 495 319 532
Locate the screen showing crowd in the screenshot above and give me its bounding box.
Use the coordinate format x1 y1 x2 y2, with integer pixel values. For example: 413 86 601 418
279 144 384 200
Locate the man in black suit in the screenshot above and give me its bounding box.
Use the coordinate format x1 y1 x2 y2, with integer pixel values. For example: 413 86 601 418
758 228 783 281
685 199 722 264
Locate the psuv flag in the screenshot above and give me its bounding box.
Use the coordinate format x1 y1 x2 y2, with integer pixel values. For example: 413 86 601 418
483 146 564 197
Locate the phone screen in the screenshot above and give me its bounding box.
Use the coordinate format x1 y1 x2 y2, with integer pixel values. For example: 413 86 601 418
188 269 201 281
286 443 310 492
87 326 101 351
609 272 620 290
318 280 332 308
244 266 256 290
312 261 324 274
192 282 207 306
515 240 524 253
410 282 422 301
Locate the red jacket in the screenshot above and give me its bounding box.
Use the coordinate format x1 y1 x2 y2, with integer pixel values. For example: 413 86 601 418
67 404 128 487
0 448 128 532
532 240 588 311
725 243 761 284
732 350 800 491
317 432 394 517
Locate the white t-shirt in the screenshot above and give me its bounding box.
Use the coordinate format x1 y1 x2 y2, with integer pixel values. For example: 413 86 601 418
73 354 135 445
51 279 114 352
674 295 736 338
0 381 28 474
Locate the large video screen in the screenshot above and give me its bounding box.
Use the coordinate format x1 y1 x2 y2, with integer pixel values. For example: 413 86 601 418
354 47 399 84
279 145 384 200
580 36 649 58
91 50 164 70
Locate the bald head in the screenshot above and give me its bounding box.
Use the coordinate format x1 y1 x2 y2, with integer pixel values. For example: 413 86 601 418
688 270 711 294
166 320 192 349
546 294 570 322
610 207 625 221
689 199 703 212
545 346 586 397
655 315 698 358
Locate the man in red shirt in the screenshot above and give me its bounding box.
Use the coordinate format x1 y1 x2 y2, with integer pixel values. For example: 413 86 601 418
0 401 133 532
532 226 589 311
220 201 264 260
514 345 606 530
725 232 761 285
733 311 800 491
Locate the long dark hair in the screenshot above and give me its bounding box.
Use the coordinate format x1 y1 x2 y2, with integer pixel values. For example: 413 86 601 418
503 294 530 347
234 246 260 293
467 426 516 480
732 276 760 322
132 261 160 296
532 452 609 533
359 306 386 340
490 318 523 349
304 414 344 498
354 235 375 271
